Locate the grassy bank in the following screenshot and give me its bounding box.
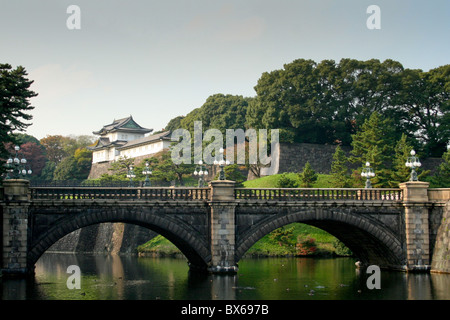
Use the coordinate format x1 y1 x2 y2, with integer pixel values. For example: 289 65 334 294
137 222 351 258
138 173 353 258
242 173 334 188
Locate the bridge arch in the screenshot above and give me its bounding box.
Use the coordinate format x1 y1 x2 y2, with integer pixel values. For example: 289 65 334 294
28 207 211 272
235 208 405 270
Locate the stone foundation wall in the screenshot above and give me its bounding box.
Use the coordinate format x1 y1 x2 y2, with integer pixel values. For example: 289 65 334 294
431 200 450 273
274 143 443 176
48 223 157 255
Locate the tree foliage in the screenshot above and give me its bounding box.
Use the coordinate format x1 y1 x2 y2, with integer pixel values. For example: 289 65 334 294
430 150 450 187
330 145 352 188
298 162 318 187
349 112 395 187
246 59 449 156
269 226 295 248
276 173 299 188
166 93 251 136
0 64 37 169
390 134 415 186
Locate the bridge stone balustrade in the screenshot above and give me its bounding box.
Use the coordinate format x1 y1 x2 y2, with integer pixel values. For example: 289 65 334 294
1 179 449 276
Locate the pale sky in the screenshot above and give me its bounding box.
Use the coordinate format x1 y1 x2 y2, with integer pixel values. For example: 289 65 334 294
1 0 449 140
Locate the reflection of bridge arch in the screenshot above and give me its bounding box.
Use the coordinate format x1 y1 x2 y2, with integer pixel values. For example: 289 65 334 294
235 208 404 269
28 208 211 272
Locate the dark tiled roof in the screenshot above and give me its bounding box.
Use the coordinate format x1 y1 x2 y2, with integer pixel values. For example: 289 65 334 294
87 138 128 151
117 131 172 150
92 115 152 135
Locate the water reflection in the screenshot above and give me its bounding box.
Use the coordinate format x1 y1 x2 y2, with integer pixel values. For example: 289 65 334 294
1 253 449 300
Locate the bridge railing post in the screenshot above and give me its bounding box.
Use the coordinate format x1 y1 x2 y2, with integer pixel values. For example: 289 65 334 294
399 181 431 272
208 180 238 274
1 179 31 276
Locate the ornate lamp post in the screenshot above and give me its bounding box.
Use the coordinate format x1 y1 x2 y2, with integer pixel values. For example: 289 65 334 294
142 162 152 187
127 165 136 187
5 145 32 180
193 160 208 187
213 148 230 180
405 150 421 181
361 162 375 188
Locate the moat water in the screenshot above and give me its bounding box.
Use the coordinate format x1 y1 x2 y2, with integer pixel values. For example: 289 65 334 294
1 253 449 300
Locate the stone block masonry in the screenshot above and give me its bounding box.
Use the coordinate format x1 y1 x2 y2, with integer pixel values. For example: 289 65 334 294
1 180 30 274
208 180 238 273
400 181 431 272
431 197 450 273
269 142 443 176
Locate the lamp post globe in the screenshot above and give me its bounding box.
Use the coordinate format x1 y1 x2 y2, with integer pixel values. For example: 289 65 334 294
405 150 421 181
142 162 152 187
361 162 375 189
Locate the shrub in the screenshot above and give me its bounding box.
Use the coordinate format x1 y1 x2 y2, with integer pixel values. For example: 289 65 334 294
296 236 317 255
276 173 299 188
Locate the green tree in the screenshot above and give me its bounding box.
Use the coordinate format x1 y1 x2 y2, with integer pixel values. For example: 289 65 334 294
269 226 296 248
73 148 92 179
39 161 56 181
246 58 405 145
330 145 352 187
218 164 246 187
247 59 336 144
165 115 185 132
0 64 37 170
103 156 135 181
298 162 318 187
396 65 450 157
276 173 299 188
333 239 352 256
40 135 71 164
179 93 250 136
350 112 395 187
53 148 93 181
389 134 430 186
53 156 78 180
430 150 450 187
151 150 193 185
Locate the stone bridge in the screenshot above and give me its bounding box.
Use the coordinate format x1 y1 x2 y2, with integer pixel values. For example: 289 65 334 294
1 179 449 276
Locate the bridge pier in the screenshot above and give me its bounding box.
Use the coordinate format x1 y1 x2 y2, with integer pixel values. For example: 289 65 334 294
1 179 31 276
400 181 431 272
207 180 238 274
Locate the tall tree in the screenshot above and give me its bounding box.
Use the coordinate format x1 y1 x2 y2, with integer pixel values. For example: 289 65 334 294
40 135 71 164
430 150 450 187
396 65 450 157
388 134 428 186
0 64 37 169
330 145 352 187
247 59 335 144
246 58 405 145
298 161 318 187
151 149 193 185
179 93 251 136
350 112 396 187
